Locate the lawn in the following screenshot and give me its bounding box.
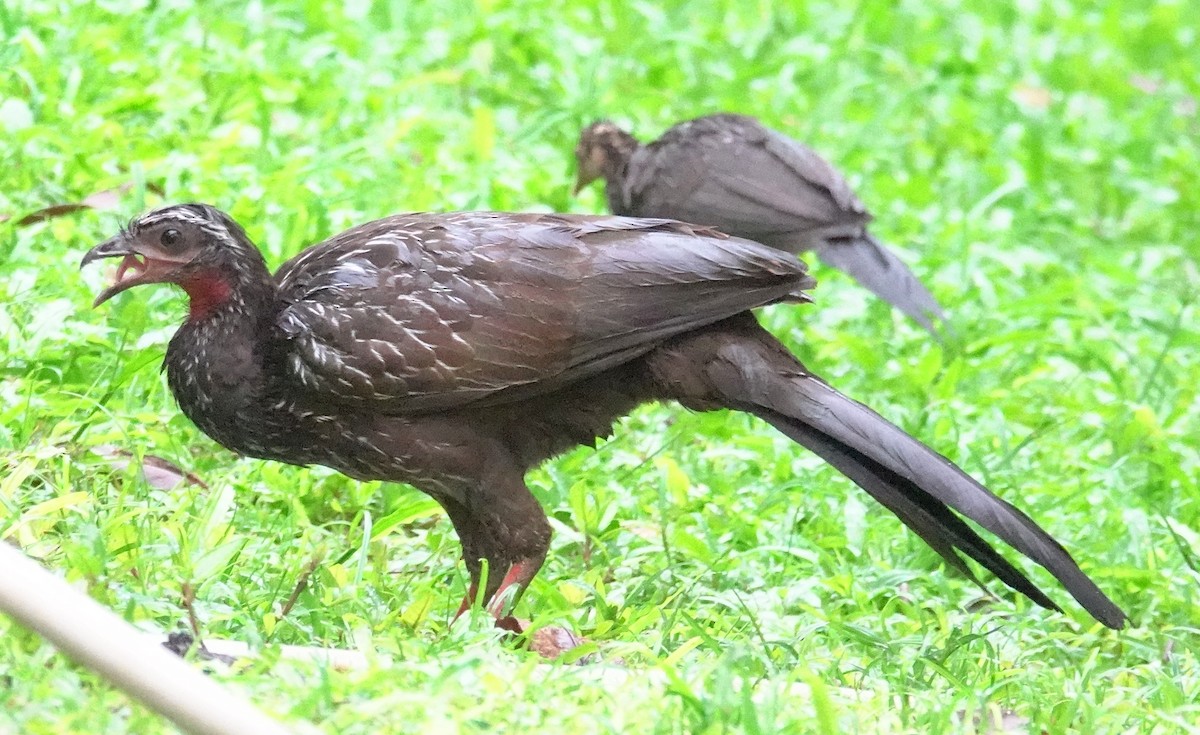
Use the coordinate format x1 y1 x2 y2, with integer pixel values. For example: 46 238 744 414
2 0 1198 732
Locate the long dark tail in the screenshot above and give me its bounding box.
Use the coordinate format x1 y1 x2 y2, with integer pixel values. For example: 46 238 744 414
813 233 947 337
656 325 1126 629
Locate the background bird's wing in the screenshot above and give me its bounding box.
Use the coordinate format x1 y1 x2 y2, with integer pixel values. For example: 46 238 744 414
273 212 813 412
623 114 869 244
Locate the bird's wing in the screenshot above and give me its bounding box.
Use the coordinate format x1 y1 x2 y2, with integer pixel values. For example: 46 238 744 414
622 114 869 243
273 212 813 412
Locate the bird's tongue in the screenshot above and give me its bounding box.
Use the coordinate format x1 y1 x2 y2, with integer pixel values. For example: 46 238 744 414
92 252 189 307
112 253 148 286
107 252 191 288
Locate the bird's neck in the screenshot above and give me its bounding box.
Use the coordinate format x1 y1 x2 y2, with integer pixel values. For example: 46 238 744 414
605 137 640 212
163 268 284 455
179 270 235 321
171 264 280 357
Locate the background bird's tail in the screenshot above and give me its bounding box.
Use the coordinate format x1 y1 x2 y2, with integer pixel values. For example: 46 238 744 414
658 323 1126 629
813 233 948 337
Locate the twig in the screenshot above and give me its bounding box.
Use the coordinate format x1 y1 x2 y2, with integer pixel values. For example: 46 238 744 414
0 542 293 735
279 554 322 619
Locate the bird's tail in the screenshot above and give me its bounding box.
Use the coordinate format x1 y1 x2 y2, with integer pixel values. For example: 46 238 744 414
651 320 1126 629
813 233 948 337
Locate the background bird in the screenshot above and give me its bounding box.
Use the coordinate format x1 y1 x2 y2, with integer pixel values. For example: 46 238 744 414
82 204 1125 634
574 114 948 335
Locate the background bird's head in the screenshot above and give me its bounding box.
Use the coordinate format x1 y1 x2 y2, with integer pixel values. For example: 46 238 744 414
81 203 268 318
573 120 639 194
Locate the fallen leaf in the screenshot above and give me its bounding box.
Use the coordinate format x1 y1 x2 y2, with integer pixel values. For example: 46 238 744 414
529 624 590 660
496 616 604 663
82 188 126 210
92 445 208 490
16 203 92 225
15 182 165 227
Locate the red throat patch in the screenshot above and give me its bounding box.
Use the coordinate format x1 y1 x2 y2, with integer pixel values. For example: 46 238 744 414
180 271 233 320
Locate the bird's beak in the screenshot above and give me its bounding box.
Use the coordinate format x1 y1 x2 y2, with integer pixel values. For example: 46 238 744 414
81 235 188 307
572 169 596 196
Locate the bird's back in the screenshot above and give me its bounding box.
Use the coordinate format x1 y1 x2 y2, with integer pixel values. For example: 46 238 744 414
619 114 870 249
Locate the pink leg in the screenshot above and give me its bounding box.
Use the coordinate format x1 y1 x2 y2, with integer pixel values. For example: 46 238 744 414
451 557 542 623
485 558 540 617
453 586 478 621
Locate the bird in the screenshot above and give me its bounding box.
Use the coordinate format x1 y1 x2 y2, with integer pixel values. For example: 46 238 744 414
81 203 1126 634
574 114 948 335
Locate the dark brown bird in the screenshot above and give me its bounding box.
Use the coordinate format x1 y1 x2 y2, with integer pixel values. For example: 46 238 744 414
574 114 947 335
82 204 1125 631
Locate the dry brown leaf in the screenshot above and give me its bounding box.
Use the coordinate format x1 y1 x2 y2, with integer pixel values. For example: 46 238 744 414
495 616 600 662
93 445 208 490
15 182 165 227
17 203 92 225
528 624 590 660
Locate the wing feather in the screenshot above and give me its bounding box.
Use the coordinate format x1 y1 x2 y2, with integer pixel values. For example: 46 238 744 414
273 212 813 412
621 115 869 244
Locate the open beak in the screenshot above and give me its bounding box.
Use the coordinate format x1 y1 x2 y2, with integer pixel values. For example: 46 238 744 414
80 235 187 307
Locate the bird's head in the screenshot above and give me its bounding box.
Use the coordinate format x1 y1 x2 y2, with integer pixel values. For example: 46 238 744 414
573 120 639 195
82 203 268 318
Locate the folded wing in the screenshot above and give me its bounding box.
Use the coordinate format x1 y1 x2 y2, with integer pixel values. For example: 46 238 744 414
273 212 813 412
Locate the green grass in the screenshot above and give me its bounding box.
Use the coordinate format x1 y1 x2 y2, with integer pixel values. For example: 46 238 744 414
2 0 1199 732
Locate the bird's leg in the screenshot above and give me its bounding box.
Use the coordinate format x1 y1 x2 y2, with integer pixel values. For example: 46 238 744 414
449 562 545 641
453 587 477 621
452 555 547 622
436 475 550 625
485 556 544 618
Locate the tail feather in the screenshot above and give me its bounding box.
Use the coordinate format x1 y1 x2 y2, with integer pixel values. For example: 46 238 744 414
702 338 1126 629
757 407 1063 612
813 233 948 337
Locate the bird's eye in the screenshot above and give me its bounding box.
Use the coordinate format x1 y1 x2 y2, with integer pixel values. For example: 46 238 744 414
160 229 182 248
